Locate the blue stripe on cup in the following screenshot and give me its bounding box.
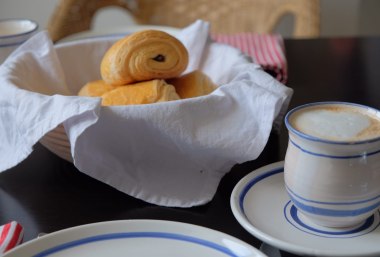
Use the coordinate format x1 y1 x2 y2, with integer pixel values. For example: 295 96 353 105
285 184 380 206
289 138 380 159
287 192 380 217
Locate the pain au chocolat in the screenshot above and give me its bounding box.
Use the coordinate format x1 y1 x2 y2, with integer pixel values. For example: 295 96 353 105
168 70 216 99
101 79 179 106
78 29 217 106
78 80 118 97
100 30 189 86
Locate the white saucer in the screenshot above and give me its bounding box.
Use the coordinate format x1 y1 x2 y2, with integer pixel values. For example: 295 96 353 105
230 161 380 257
4 220 267 257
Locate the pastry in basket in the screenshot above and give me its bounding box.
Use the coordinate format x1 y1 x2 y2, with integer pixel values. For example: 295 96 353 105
101 79 180 106
101 30 189 86
77 79 117 97
167 70 217 99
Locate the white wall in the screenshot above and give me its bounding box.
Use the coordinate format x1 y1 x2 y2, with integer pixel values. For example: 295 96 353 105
0 0 380 38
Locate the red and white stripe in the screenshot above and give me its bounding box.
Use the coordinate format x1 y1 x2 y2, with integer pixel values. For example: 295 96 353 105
212 33 288 84
0 221 24 254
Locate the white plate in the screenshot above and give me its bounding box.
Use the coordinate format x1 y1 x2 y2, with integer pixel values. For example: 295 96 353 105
4 219 267 257
59 25 180 43
230 161 380 257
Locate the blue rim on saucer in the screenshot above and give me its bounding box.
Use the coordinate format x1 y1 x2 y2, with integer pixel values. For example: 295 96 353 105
230 161 380 257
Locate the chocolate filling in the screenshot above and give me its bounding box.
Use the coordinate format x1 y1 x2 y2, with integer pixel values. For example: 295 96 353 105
152 54 165 62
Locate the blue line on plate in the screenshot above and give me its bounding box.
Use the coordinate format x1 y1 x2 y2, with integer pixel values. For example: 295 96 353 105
32 232 241 257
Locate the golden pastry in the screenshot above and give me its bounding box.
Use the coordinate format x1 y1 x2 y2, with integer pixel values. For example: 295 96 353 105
101 79 180 106
168 70 217 99
101 30 189 86
78 80 117 97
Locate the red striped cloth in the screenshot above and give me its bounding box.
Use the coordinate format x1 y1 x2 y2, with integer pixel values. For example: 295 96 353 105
212 33 288 84
0 221 23 255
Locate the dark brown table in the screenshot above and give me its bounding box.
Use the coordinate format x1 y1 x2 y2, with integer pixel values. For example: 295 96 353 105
1 36 380 257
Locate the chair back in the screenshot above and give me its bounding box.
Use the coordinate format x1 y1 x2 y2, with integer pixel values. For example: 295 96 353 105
48 0 320 42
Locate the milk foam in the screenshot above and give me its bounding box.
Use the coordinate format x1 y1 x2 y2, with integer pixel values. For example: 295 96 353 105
0 21 36 36
290 105 380 141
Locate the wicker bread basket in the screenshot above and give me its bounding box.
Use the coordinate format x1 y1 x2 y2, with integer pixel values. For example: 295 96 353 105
43 0 320 162
39 125 73 162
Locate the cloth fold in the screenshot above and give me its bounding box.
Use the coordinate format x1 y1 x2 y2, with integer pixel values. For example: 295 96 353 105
212 33 288 84
0 20 293 207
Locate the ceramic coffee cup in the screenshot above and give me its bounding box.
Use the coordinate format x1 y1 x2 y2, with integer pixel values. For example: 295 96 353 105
0 19 38 64
284 102 380 228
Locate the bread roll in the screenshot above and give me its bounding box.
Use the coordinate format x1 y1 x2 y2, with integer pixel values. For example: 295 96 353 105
101 79 180 106
168 70 216 99
78 80 117 97
101 30 189 86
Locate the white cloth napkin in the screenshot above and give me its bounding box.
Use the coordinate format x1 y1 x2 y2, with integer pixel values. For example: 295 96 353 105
0 20 293 207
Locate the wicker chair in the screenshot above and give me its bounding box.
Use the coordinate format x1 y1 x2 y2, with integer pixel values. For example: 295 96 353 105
48 0 320 42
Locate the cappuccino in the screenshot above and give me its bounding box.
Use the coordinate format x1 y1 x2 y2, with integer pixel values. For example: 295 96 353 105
0 19 37 36
288 103 380 142
285 102 380 227
0 19 38 64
